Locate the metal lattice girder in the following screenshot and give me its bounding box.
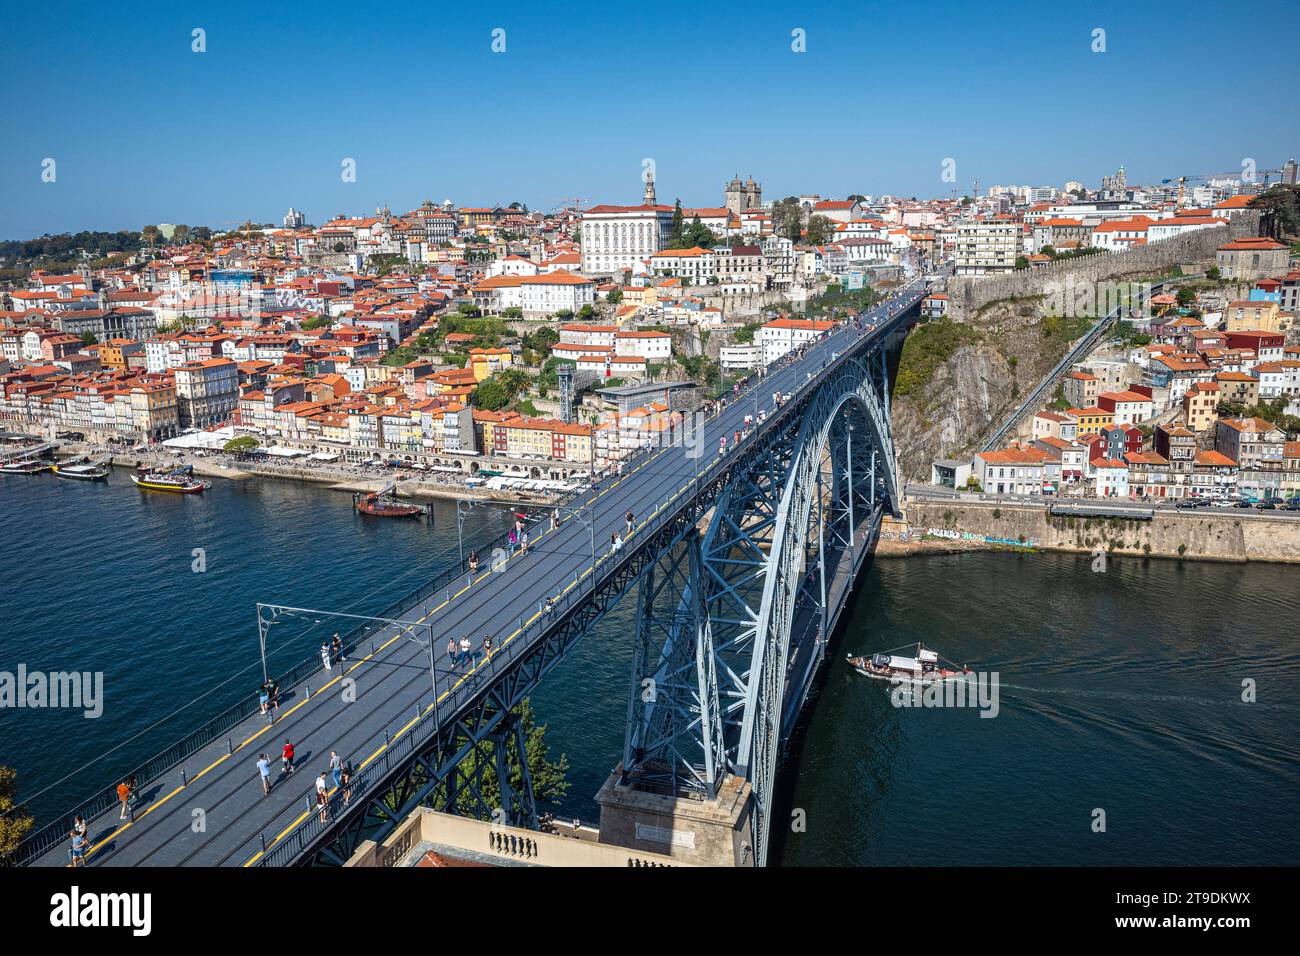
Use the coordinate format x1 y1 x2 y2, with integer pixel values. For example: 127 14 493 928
621 531 724 796
616 354 901 866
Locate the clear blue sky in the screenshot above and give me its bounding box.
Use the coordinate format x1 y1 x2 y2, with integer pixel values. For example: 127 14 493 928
3 0 1296 239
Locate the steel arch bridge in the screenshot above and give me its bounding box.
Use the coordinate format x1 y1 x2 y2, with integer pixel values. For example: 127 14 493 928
267 293 918 869
11 282 926 870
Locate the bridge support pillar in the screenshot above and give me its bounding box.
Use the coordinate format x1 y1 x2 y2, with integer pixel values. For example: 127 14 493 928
594 767 753 867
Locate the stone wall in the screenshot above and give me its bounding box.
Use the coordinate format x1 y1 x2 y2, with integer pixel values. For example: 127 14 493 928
946 210 1263 321
901 498 1300 564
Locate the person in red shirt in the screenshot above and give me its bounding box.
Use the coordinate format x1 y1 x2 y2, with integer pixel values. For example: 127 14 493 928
117 780 132 821
281 741 296 776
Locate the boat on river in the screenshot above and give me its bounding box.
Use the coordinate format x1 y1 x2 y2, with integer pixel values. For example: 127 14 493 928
355 482 428 518
847 643 972 684
53 457 112 481
131 465 209 494
0 458 53 474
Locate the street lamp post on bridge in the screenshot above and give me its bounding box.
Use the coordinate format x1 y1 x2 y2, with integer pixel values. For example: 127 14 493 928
254 603 441 733
549 504 596 593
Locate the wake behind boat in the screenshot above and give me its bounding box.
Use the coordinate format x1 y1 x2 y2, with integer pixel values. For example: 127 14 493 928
847 642 972 684
131 464 209 494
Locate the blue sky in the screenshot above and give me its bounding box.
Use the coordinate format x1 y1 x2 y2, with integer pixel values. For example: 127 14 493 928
2 0 1297 239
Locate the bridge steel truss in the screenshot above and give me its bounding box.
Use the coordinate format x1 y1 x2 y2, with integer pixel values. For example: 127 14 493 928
261 308 914 868
620 346 901 865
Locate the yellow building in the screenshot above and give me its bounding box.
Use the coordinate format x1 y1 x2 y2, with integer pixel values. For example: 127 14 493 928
1224 300 1287 334
1068 406 1114 436
468 347 513 382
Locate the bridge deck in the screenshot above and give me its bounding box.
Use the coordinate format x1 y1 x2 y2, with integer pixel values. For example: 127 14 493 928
31 284 925 867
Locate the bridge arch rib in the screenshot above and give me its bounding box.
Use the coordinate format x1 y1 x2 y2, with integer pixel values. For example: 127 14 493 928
622 351 900 864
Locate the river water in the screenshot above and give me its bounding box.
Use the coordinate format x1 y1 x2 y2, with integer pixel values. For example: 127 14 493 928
2 473 1295 865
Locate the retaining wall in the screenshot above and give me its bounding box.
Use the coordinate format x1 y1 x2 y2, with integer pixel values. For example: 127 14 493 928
900 498 1300 564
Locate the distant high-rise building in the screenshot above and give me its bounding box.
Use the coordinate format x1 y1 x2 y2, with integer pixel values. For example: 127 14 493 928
725 174 762 215
1283 158 1298 186
283 207 306 229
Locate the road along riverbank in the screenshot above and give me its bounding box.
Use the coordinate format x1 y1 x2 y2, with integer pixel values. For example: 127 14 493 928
61 443 561 505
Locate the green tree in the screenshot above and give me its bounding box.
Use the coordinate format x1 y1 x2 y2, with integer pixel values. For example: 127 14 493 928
670 199 684 243
473 368 532 411
606 288 623 305
1249 184 1300 237
223 436 260 454
0 765 34 859
436 700 569 817
804 215 835 245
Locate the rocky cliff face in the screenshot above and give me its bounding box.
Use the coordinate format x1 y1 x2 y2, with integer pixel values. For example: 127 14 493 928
892 344 1015 478
890 298 1084 479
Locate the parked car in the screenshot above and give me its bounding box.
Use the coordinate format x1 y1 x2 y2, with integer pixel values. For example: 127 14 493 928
1284 500 1300 511
1235 499 1255 508
1256 500 1277 510
1213 498 1237 508
1175 499 1200 509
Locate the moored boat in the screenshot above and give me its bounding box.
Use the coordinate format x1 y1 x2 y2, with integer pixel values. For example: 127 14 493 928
847 642 971 684
131 465 209 494
355 482 427 518
0 458 53 474
53 457 112 481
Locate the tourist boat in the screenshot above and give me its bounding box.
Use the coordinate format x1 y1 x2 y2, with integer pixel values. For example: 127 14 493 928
0 458 53 474
53 457 112 481
131 465 209 494
847 643 972 684
355 483 427 518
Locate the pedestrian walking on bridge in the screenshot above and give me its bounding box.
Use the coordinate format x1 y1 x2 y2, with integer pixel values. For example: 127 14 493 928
117 779 134 821
257 754 273 796
330 751 343 790
281 740 295 776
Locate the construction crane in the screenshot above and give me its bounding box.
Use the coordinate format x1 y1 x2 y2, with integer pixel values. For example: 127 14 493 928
553 197 589 215
1160 175 1205 206
1165 167 1285 206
